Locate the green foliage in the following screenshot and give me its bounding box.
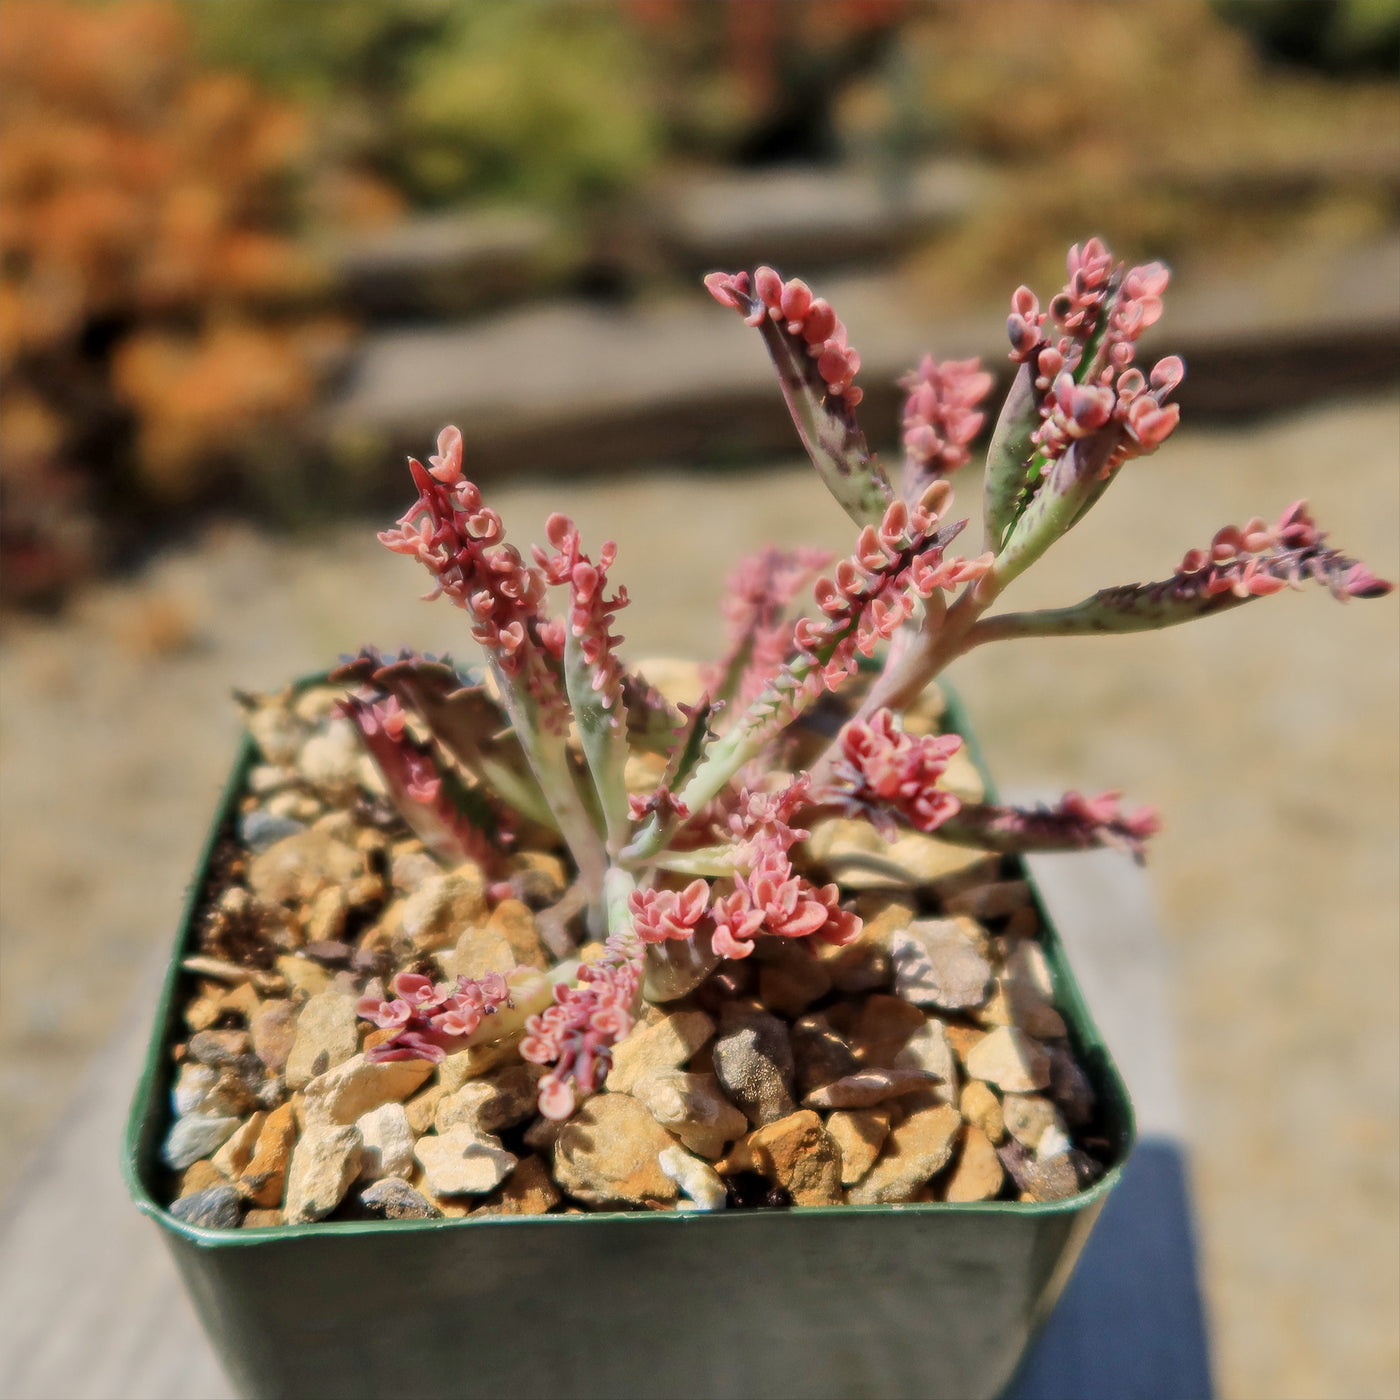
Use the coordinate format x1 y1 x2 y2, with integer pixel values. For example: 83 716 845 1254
190 0 660 211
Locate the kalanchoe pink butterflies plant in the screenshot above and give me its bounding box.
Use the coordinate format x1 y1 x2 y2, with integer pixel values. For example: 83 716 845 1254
339 238 1391 1122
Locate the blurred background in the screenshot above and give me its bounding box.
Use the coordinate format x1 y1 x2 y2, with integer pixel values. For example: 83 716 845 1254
0 2 1395 1396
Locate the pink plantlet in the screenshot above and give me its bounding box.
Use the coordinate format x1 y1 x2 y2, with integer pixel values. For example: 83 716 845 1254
899 355 996 495
358 970 512 1064
629 880 710 944
520 931 644 1119
825 708 963 837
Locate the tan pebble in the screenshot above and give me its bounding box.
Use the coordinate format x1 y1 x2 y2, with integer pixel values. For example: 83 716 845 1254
452 926 516 980
826 1108 892 1185
183 996 222 1033
250 999 298 1072
274 955 332 1003
748 1110 842 1206
472 1155 561 1216
216 981 262 1024
847 1103 962 1205
756 943 832 1018
1002 907 1041 940
238 1103 297 1207
302 1052 434 1127
284 992 360 1090
606 1010 715 1095
435 1064 541 1135
303 886 349 945
437 1037 523 1091
486 898 547 969
943 880 1031 920
850 994 927 1067
242 1208 285 1228
959 1080 1005 1143
403 872 488 953
965 1026 1051 1093
356 1102 416 1182
945 1024 987 1065
212 1112 266 1178
892 918 993 1011
405 1085 445 1137
893 1019 959 1105
178 1160 229 1198
553 1094 679 1208
284 1125 362 1223
415 1124 517 1197
803 1068 934 1109
942 1124 1005 1202
1002 1093 1066 1152
631 1071 748 1159
248 830 362 907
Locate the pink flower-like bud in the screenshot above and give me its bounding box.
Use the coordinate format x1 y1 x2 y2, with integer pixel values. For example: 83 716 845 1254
629 880 710 944
755 265 784 309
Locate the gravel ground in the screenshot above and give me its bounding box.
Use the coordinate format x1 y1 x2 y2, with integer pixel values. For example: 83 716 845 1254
1 393 1395 1399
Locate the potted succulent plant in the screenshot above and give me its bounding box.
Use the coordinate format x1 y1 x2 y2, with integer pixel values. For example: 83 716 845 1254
125 240 1390 1400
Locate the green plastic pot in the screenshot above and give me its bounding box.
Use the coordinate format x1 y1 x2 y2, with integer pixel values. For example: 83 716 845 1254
124 687 1134 1400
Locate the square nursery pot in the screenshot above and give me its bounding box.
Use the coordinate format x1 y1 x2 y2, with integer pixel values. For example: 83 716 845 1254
124 685 1135 1400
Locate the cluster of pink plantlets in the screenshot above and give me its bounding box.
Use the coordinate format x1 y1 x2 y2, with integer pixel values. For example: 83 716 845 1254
520 932 644 1119
358 971 512 1064
342 238 1390 1122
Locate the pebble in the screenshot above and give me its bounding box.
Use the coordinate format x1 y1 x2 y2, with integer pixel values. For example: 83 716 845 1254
658 1146 728 1211
161 1114 241 1171
402 871 489 953
630 1071 748 1158
301 1052 433 1127
942 1125 1005 1202
803 1068 934 1109
169 1184 243 1230
485 898 547 969
959 1081 1005 1143
553 1094 679 1208
998 1142 1099 1202
473 1155 562 1216
435 1064 541 1135
1045 1044 1097 1126
303 887 350 946
297 719 363 800
285 1125 363 1223
238 1102 297 1207
746 1110 843 1206
274 955 333 1002
892 919 993 1010
964 1026 1051 1093
215 981 262 1024
944 880 1032 920
285 992 361 1090
211 1112 266 1178
239 809 306 853
976 977 1068 1040
390 846 441 892
172 1063 218 1117
849 994 928 1067
414 1124 517 1196
449 925 517 981
847 1103 962 1205
826 1108 892 1185
360 1178 444 1220
605 1008 715 1095
893 1018 959 1104
248 763 297 796
405 1085 445 1135
248 830 363 907
945 1024 987 1065
250 999 299 1072
178 1160 228 1197
713 1004 797 1126
790 1013 860 1097
245 704 303 765
243 1209 286 1228
188 1029 251 1068
1002 1093 1066 1153
356 1102 416 1181
756 943 832 1017
201 1068 260 1118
